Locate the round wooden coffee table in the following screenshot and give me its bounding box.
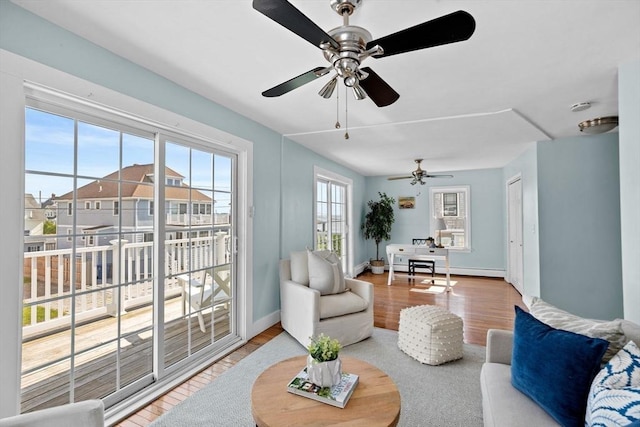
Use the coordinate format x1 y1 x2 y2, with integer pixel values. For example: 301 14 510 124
251 355 401 426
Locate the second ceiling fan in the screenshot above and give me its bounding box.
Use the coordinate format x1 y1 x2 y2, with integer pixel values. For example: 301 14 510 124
253 0 476 107
388 159 453 185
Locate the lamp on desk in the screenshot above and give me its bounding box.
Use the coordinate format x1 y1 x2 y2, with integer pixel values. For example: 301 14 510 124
434 217 447 247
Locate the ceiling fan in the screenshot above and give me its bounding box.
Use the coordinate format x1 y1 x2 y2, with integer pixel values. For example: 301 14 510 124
387 159 453 185
253 0 475 107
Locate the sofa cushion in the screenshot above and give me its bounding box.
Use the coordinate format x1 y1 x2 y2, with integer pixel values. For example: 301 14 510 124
307 250 346 295
290 250 310 285
481 363 560 427
319 291 368 319
528 297 627 363
585 340 640 426
511 306 609 427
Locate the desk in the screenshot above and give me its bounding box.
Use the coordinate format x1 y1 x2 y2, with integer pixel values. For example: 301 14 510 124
386 244 450 291
251 356 400 427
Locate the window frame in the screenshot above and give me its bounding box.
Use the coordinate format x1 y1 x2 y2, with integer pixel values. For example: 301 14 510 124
429 185 471 252
313 166 353 277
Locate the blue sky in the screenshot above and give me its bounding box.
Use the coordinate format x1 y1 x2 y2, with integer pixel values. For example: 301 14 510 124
25 107 233 207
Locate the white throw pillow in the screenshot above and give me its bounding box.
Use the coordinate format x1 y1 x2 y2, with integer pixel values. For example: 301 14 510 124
528 297 627 363
585 340 640 426
307 250 346 295
290 251 310 285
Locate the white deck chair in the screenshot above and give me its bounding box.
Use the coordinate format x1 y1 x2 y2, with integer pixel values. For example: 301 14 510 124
180 266 231 333
179 270 210 333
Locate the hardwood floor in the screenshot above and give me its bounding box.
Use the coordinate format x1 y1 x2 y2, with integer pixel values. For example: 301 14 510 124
116 271 524 426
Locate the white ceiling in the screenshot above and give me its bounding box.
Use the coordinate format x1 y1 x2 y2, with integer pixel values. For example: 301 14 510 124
13 0 640 177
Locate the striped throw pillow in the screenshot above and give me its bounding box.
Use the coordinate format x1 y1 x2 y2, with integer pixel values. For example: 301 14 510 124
529 298 627 363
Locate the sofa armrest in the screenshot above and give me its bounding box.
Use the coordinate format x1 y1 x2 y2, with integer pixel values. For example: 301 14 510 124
486 329 514 365
345 278 373 305
0 400 104 427
280 279 321 325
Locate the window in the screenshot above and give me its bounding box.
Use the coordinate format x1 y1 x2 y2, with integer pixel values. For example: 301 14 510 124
113 201 119 215
95 201 101 210
314 167 352 276
67 203 72 216
85 201 91 210
149 201 154 216
430 186 470 251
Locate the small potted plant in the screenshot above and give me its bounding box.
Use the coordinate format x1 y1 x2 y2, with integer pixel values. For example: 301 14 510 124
362 192 396 274
306 334 342 387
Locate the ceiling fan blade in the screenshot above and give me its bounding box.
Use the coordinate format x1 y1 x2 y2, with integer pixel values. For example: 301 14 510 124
387 176 413 181
262 67 328 97
253 0 340 50
426 174 454 178
359 67 400 107
367 10 476 58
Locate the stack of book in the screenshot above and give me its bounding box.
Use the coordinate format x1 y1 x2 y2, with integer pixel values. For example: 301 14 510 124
286 367 359 408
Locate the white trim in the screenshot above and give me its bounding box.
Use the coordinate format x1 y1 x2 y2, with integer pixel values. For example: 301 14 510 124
382 263 505 278
505 173 523 287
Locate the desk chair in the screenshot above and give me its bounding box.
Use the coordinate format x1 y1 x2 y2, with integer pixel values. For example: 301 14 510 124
408 238 435 281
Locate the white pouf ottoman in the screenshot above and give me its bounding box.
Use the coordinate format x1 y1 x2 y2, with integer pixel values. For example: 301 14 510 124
398 305 464 365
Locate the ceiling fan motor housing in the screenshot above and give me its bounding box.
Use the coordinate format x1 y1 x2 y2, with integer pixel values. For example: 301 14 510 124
324 26 372 86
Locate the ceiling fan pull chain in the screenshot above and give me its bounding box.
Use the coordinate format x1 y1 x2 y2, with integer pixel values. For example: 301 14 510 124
335 84 341 129
344 85 349 139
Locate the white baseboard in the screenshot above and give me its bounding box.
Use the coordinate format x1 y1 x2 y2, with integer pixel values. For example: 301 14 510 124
353 261 369 277
387 264 505 278
248 310 280 340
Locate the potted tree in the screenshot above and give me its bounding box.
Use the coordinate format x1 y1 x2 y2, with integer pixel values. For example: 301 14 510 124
362 192 395 274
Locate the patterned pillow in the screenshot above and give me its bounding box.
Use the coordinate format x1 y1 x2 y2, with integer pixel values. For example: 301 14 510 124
528 298 627 363
585 340 640 426
307 250 346 295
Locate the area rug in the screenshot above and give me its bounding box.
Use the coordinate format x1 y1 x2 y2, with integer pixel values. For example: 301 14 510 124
149 328 485 426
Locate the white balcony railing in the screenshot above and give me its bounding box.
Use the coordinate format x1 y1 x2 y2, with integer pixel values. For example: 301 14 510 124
22 233 231 339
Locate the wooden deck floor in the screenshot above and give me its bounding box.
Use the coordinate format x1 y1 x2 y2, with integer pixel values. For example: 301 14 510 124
21 296 232 413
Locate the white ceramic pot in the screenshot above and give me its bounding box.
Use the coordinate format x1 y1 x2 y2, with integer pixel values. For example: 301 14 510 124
371 265 385 274
306 355 342 387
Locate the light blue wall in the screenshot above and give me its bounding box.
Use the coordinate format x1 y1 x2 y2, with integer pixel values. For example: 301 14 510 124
503 145 541 296
364 168 505 272
537 133 623 320
280 138 368 269
619 58 640 323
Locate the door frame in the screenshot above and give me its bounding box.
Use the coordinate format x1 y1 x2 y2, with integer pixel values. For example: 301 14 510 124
506 174 524 293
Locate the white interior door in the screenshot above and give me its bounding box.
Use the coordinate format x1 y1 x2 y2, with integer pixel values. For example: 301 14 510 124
507 178 524 294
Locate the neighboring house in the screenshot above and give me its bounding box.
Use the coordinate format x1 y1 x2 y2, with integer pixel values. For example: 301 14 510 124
23 193 56 252
54 163 213 249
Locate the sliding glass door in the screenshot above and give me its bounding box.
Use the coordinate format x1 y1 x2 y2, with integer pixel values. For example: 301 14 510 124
21 96 239 413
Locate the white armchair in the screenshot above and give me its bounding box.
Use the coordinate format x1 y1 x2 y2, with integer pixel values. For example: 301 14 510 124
279 251 374 348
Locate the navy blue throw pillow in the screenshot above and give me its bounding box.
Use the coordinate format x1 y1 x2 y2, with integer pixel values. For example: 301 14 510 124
511 306 609 427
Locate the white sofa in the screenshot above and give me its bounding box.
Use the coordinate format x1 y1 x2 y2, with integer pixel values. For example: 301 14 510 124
0 400 104 427
279 253 374 348
481 309 640 427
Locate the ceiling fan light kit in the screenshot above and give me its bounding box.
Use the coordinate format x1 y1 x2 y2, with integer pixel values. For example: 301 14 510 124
578 116 619 134
253 0 476 108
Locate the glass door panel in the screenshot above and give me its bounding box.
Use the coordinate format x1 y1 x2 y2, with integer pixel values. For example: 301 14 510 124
163 142 235 367
22 106 155 412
